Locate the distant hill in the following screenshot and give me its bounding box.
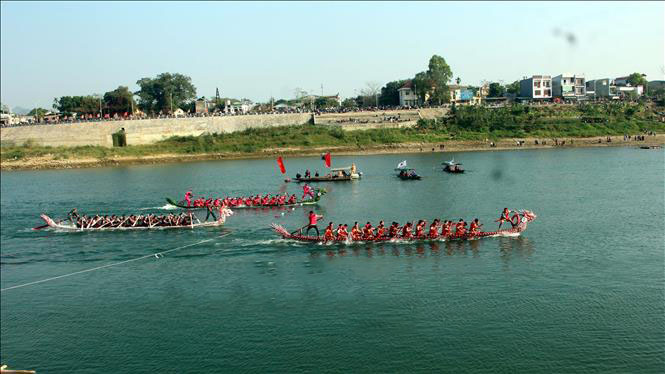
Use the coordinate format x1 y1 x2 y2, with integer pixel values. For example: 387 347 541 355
12 106 31 115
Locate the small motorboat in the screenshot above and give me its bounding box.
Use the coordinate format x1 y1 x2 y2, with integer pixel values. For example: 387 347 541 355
395 168 421 180
442 159 464 174
394 160 421 180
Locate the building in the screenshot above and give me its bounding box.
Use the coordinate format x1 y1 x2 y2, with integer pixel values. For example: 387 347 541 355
615 75 646 96
398 81 418 106
519 75 552 100
195 99 209 114
552 74 586 100
586 79 618 99
226 99 255 114
448 85 483 105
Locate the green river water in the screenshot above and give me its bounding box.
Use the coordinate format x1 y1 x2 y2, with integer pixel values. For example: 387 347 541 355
1 147 663 373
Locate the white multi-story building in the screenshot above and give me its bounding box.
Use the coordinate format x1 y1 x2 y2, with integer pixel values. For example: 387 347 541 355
552 74 586 100
519 75 552 100
398 81 419 106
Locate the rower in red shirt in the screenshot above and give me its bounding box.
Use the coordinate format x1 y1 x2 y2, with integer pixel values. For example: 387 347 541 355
388 222 399 238
455 219 466 236
213 198 221 207
469 218 483 235
429 219 439 239
415 220 426 238
324 222 335 241
262 195 270 205
351 222 362 241
288 194 297 204
496 208 512 229
401 222 413 239
336 224 348 241
441 220 452 237
375 220 386 238
362 222 374 240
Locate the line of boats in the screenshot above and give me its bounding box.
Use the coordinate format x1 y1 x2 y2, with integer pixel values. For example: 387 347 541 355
35 154 535 244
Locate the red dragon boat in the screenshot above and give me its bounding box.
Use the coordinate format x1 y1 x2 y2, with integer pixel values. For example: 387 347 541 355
272 210 536 244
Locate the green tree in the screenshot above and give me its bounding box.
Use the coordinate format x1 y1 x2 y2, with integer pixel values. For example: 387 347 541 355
53 96 100 115
315 97 339 109
488 82 506 97
412 71 431 103
135 72 197 114
506 80 520 95
28 108 49 118
427 55 453 104
626 73 647 87
379 80 407 106
341 98 357 108
412 55 453 104
103 86 136 115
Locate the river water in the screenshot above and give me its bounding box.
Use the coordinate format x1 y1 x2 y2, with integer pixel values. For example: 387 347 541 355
1 147 663 373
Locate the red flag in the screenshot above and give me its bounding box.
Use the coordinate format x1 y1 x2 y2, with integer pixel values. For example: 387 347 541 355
277 157 286 174
324 152 331 168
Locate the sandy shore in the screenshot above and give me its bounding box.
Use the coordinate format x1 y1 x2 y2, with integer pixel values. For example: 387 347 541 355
1 134 663 171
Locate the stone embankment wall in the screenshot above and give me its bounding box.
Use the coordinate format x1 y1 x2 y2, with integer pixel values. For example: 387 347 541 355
0 108 450 148
0 113 312 147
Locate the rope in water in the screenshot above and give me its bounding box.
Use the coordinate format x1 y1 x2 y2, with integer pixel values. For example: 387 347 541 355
0 233 230 292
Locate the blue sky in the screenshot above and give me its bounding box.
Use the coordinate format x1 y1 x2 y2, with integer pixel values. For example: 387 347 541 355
1 1 663 109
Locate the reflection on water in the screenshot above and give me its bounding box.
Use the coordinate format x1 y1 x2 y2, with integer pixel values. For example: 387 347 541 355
303 237 524 258
499 236 535 270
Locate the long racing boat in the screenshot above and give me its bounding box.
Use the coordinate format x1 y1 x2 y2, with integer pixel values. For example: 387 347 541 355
272 210 536 244
37 207 233 231
166 189 327 209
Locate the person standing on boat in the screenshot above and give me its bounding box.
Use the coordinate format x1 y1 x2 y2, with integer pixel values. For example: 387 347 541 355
302 184 315 200
305 210 323 237
496 208 512 229
305 169 311 179
185 190 193 207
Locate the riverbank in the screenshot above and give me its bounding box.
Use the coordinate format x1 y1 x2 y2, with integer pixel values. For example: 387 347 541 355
2 134 662 171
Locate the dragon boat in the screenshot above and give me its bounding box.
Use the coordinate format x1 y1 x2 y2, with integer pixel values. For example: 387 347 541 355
166 188 327 209
272 210 536 244
37 207 233 231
